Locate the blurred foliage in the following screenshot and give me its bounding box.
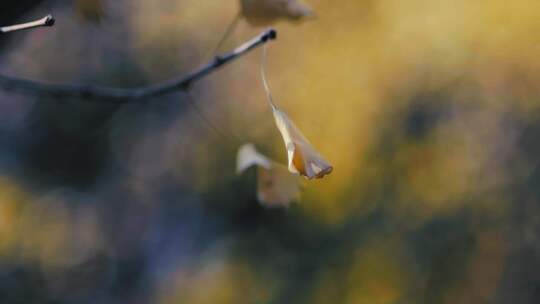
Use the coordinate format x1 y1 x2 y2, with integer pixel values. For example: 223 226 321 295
1 0 540 303
75 0 105 23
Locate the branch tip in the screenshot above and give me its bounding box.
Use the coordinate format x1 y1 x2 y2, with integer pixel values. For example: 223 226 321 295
268 29 277 40
1 14 56 33
261 29 277 42
44 15 55 27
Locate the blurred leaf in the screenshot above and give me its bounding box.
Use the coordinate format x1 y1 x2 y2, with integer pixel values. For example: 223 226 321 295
240 0 314 26
237 143 302 207
257 162 302 207
236 143 272 173
75 0 104 23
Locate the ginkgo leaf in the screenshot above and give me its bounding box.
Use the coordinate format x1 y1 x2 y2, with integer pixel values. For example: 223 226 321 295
236 143 302 207
258 33 331 179
240 0 315 26
271 105 333 179
237 143 272 174
257 162 301 207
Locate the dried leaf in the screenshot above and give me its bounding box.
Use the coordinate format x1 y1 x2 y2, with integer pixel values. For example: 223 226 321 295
271 105 333 179
237 143 302 207
237 143 272 174
257 163 301 207
240 0 315 26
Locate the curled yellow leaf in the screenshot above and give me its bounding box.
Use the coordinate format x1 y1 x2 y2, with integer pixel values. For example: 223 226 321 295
271 105 333 179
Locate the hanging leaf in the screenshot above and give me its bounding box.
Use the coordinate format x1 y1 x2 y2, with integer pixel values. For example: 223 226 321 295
258 41 332 180
240 0 315 26
237 143 302 207
237 143 272 173
257 162 301 207
271 105 333 179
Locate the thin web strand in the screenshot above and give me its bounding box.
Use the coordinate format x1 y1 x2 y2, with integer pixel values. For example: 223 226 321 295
185 90 243 146
205 12 242 61
260 43 276 109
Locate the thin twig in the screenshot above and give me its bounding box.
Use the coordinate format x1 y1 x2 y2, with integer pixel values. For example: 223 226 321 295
0 29 277 102
0 15 55 34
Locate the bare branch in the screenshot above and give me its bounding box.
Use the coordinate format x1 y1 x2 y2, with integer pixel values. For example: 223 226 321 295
0 15 55 34
0 29 277 102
